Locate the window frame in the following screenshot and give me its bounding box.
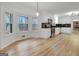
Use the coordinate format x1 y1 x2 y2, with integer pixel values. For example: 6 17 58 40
32 17 38 30
17 16 28 31
4 12 13 34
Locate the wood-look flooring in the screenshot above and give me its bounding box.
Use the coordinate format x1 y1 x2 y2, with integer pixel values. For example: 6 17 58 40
1 31 79 56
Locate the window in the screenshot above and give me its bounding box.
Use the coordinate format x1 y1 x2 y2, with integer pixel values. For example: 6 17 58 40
17 16 28 31
32 17 38 30
54 15 58 24
4 12 13 34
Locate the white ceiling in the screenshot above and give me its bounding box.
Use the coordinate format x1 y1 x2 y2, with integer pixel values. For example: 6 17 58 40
1 2 79 16
23 2 79 15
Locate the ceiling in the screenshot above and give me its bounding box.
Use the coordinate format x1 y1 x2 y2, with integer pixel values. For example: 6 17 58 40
23 2 79 15
1 2 79 16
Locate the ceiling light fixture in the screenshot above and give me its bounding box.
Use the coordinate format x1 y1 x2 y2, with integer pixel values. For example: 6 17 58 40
65 12 72 16
35 1 39 16
65 11 79 16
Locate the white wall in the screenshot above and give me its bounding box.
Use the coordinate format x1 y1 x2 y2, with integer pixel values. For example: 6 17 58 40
72 15 79 21
0 6 1 48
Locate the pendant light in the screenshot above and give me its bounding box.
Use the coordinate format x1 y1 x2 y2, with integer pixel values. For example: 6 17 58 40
35 1 39 16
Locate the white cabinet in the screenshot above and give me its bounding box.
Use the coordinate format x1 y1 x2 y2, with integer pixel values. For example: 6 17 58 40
61 28 72 33
41 29 51 38
55 28 60 35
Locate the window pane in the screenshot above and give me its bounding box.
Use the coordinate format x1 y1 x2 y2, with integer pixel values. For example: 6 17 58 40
5 16 10 23
32 17 38 30
5 12 12 34
6 23 10 33
17 16 28 31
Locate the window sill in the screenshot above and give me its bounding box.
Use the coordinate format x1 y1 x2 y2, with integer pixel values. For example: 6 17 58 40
19 30 28 33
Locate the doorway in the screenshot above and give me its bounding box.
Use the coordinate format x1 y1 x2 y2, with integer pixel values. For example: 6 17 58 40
73 21 79 31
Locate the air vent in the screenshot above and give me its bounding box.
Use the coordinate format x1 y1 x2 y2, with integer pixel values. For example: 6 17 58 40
22 35 25 37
